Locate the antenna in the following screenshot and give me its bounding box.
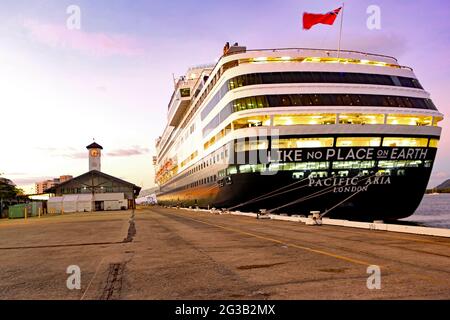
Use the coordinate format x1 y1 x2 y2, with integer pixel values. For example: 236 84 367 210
172 73 177 88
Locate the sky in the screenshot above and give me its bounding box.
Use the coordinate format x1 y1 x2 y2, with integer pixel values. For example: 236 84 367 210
0 0 449 194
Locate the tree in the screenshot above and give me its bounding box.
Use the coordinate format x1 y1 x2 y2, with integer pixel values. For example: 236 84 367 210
0 176 23 200
1 174 26 217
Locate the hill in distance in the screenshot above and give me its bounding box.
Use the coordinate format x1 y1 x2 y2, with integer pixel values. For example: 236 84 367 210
436 179 450 191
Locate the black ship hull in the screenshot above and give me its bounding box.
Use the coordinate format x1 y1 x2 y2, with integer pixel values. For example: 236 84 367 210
158 168 431 221
158 145 437 221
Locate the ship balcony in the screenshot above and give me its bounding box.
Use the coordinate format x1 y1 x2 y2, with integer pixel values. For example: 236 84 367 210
168 87 192 127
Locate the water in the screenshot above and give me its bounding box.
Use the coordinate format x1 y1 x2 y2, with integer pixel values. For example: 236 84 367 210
402 194 450 229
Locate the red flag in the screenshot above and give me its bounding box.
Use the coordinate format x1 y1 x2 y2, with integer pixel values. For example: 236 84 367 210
303 7 342 30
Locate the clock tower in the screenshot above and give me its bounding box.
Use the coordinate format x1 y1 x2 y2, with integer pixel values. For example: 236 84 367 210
86 142 103 172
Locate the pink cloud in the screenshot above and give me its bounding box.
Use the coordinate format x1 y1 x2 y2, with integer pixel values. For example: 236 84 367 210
23 19 144 57
431 171 449 180
107 146 150 157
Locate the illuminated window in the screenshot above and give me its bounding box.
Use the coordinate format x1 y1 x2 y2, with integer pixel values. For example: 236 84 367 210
204 124 232 150
180 88 191 98
273 114 336 126
181 152 197 168
339 114 385 125
293 172 305 179
273 138 334 149
293 162 329 170
235 139 269 152
309 171 329 178
269 162 329 171
233 116 271 130
333 161 376 169
433 116 444 126
338 171 350 177
386 115 433 126
429 139 440 148
227 166 238 175
379 160 423 168
383 138 428 147
336 137 382 147
239 164 266 173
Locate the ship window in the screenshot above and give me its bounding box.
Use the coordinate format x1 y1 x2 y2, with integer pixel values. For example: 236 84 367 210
398 77 424 89
378 160 423 168
332 161 376 169
293 162 329 170
226 166 238 175
293 172 305 179
235 139 269 152
309 171 329 178
433 116 444 126
429 139 440 148
233 116 271 129
376 170 391 176
273 114 336 126
201 72 427 122
339 114 385 125
268 162 315 172
273 138 334 149
338 171 350 177
383 137 428 147
239 164 266 173
180 88 191 98
336 137 382 147
203 94 437 138
386 115 433 126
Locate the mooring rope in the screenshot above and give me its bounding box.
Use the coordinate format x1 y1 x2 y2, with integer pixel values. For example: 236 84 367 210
227 176 311 211
268 173 379 214
320 190 365 219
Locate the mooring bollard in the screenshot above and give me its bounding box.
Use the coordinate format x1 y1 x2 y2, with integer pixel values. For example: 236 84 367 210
257 209 271 220
306 211 322 226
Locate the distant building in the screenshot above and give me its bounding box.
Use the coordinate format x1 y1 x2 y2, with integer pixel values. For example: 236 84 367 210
47 142 141 213
35 175 74 194
59 175 73 183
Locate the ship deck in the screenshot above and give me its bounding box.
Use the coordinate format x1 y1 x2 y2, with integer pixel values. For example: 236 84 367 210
0 207 449 299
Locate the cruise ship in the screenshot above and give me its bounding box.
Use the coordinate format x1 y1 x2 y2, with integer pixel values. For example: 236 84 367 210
154 44 443 221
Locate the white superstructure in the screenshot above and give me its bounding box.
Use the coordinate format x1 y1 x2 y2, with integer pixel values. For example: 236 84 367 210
155 45 443 195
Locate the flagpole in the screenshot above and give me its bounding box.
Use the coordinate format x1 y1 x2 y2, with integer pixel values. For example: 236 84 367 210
338 3 345 59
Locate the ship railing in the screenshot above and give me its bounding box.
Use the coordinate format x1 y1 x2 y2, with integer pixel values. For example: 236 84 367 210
226 47 397 62
224 47 413 71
